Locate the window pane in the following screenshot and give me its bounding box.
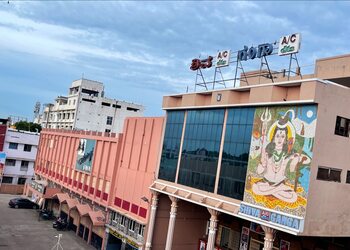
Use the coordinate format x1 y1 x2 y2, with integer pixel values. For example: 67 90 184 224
9 143 18 149
316 167 329 180
346 171 350 184
5 159 16 166
178 109 225 192
218 107 255 200
335 116 350 137
329 169 341 182
18 178 26 185
158 111 185 182
2 176 13 183
24 144 32 152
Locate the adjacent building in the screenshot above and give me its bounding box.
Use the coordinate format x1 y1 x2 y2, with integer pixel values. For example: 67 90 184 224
145 53 350 250
35 78 144 133
24 116 164 250
1 128 39 194
0 119 8 185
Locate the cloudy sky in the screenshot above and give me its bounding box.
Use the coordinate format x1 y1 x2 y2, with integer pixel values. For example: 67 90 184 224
1 1 350 120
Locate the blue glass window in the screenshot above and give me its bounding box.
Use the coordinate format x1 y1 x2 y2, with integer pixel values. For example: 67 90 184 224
218 107 255 200
158 111 185 182
178 109 225 192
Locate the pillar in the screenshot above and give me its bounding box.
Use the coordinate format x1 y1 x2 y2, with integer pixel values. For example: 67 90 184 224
261 225 276 250
83 226 87 240
67 209 71 226
121 239 126 250
102 227 110 250
165 196 178 250
58 202 62 218
145 191 159 250
206 208 219 250
76 215 81 236
87 223 93 244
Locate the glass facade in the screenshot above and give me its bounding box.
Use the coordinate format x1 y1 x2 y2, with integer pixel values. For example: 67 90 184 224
178 109 225 192
218 108 255 200
158 111 185 182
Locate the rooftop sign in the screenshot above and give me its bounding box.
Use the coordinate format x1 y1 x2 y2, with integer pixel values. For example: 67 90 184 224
216 50 231 67
190 33 301 71
237 43 274 61
278 33 301 56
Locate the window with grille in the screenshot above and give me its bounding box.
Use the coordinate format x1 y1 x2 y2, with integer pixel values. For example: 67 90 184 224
5 159 16 166
24 144 32 152
106 116 113 125
18 178 27 185
9 142 18 149
20 161 29 171
2 176 13 183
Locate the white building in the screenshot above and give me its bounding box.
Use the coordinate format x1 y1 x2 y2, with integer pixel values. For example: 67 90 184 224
35 78 144 133
2 128 39 185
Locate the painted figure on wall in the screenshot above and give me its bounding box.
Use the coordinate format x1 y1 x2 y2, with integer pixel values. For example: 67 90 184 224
244 105 317 217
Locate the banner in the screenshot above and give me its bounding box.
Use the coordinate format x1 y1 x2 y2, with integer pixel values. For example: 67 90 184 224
76 139 96 173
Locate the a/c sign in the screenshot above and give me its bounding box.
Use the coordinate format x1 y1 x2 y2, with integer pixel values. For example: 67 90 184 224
278 33 301 56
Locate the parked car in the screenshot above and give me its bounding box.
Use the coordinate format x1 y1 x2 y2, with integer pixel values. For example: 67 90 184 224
8 198 39 209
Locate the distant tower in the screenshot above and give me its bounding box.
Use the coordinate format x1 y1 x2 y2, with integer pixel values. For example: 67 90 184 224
33 101 41 121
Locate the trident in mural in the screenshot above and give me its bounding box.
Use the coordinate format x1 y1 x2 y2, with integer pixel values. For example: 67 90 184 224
260 107 271 154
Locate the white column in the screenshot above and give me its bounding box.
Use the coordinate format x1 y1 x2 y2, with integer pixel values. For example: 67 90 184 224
145 191 159 250
206 208 219 250
165 196 178 250
261 225 276 250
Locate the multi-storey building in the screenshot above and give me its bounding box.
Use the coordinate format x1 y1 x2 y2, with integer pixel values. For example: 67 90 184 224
35 78 144 133
24 116 164 250
1 128 39 193
0 119 8 184
145 53 350 250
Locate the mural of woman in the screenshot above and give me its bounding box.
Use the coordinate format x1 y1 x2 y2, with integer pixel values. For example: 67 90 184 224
252 110 310 203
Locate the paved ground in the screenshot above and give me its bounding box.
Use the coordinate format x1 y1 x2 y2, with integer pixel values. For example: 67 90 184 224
0 194 95 250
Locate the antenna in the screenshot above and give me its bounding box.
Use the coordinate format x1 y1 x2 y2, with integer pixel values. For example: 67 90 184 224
33 101 41 121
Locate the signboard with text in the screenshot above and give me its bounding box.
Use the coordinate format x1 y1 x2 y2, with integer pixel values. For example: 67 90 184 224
0 152 6 181
216 50 231 67
278 33 301 56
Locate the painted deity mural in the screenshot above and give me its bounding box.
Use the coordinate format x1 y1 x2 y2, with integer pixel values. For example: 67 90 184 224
243 105 317 218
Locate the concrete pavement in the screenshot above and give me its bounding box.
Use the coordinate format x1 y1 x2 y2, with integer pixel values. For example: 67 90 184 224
0 194 95 250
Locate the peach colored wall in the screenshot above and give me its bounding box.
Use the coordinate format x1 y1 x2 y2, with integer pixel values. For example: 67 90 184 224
0 184 24 195
162 80 318 110
315 54 350 80
110 117 164 223
152 195 209 250
36 129 120 207
302 83 350 236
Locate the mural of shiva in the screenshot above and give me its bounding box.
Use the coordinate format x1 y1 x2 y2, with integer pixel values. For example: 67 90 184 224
243 105 317 217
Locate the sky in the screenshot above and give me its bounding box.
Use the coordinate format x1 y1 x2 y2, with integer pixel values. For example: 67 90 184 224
1 1 350 121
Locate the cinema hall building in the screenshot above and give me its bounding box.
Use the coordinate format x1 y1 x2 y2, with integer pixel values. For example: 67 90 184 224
146 46 350 249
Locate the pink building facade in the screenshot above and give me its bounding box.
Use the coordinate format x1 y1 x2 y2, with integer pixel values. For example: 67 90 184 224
24 117 164 249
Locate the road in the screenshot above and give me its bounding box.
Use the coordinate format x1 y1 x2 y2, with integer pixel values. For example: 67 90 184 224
0 194 95 250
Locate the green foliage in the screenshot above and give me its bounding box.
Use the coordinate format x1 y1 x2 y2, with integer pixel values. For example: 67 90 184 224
14 121 42 133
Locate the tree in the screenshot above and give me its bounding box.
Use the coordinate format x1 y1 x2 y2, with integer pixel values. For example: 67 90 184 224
14 121 42 133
